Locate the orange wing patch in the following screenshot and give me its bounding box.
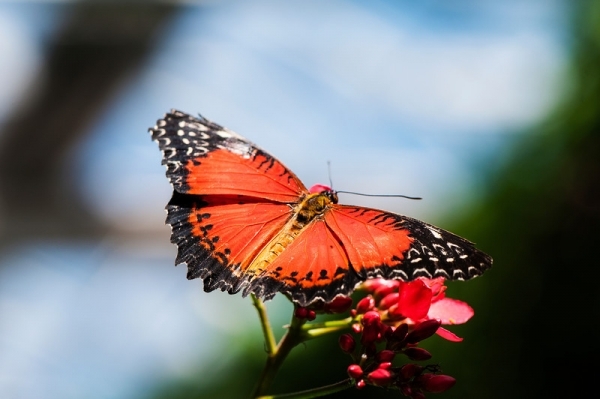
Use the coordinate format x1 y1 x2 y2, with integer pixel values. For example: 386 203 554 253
167 193 294 293
186 149 306 202
324 206 414 279
248 219 360 305
189 196 293 270
246 206 416 305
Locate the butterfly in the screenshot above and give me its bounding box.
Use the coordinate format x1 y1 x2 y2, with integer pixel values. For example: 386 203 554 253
150 110 492 306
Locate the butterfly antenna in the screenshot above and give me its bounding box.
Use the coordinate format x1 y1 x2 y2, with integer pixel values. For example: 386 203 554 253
336 190 422 200
327 160 334 188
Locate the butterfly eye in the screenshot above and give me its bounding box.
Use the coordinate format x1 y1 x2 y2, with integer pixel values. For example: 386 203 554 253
328 191 339 204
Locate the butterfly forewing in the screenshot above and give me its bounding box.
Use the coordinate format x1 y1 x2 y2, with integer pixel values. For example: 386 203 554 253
150 110 307 202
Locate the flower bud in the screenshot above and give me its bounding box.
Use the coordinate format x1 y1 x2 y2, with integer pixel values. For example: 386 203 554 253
356 296 375 314
412 391 426 399
376 349 395 363
405 319 441 343
378 323 391 339
418 374 456 393
399 363 423 380
306 310 316 321
339 333 356 353
378 362 392 370
351 323 362 334
347 364 363 379
294 307 308 319
368 368 393 386
324 296 353 313
391 323 408 341
361 311 382 344
361 311 381 326
309 184 331 193
386 323 408 351
379 292 400 310
361 324 380 345
356 379 366 389
373 281 399 300
361 278 395 292
404 347 432 361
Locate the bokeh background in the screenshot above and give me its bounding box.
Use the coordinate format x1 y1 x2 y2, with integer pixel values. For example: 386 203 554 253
0 1 597 398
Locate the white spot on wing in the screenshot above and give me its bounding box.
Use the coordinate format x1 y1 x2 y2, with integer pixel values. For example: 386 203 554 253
427 227 442 239
222 140 254 158
412 268 432 278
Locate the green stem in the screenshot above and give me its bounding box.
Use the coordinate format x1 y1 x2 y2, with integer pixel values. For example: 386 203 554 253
251 294 277 355
252 314 306 398
302 325 349 340
300 317 353 331
255 378 353 399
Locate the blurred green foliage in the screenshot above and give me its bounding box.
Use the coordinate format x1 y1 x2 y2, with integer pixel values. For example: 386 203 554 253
151 1 600 398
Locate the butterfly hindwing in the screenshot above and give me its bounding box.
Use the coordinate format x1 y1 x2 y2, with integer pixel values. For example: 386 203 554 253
325 206 492 281
239 205 492 306
244 216 362 305
166 191 295 296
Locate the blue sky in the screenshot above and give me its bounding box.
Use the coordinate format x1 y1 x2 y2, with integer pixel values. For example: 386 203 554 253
0 1 568 398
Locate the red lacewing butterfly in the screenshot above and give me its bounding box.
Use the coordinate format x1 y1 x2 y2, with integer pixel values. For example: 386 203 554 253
150 110 492 306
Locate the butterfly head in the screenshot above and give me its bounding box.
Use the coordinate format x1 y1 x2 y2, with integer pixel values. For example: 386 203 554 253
308 184 338 205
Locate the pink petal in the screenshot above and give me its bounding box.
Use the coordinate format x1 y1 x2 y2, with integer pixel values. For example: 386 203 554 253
309 184 332 193
427 298 474 324
422 277 447 302
435 327 463 342
392 280 432 320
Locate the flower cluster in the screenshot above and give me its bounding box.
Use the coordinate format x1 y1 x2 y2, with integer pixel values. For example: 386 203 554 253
338 277 474 397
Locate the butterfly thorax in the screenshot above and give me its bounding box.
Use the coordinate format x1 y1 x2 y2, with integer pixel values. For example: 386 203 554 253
245 191 338 276
295 190 338 226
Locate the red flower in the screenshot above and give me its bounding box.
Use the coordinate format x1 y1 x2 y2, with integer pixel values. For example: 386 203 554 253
364 277 474 342
339 277 475 394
